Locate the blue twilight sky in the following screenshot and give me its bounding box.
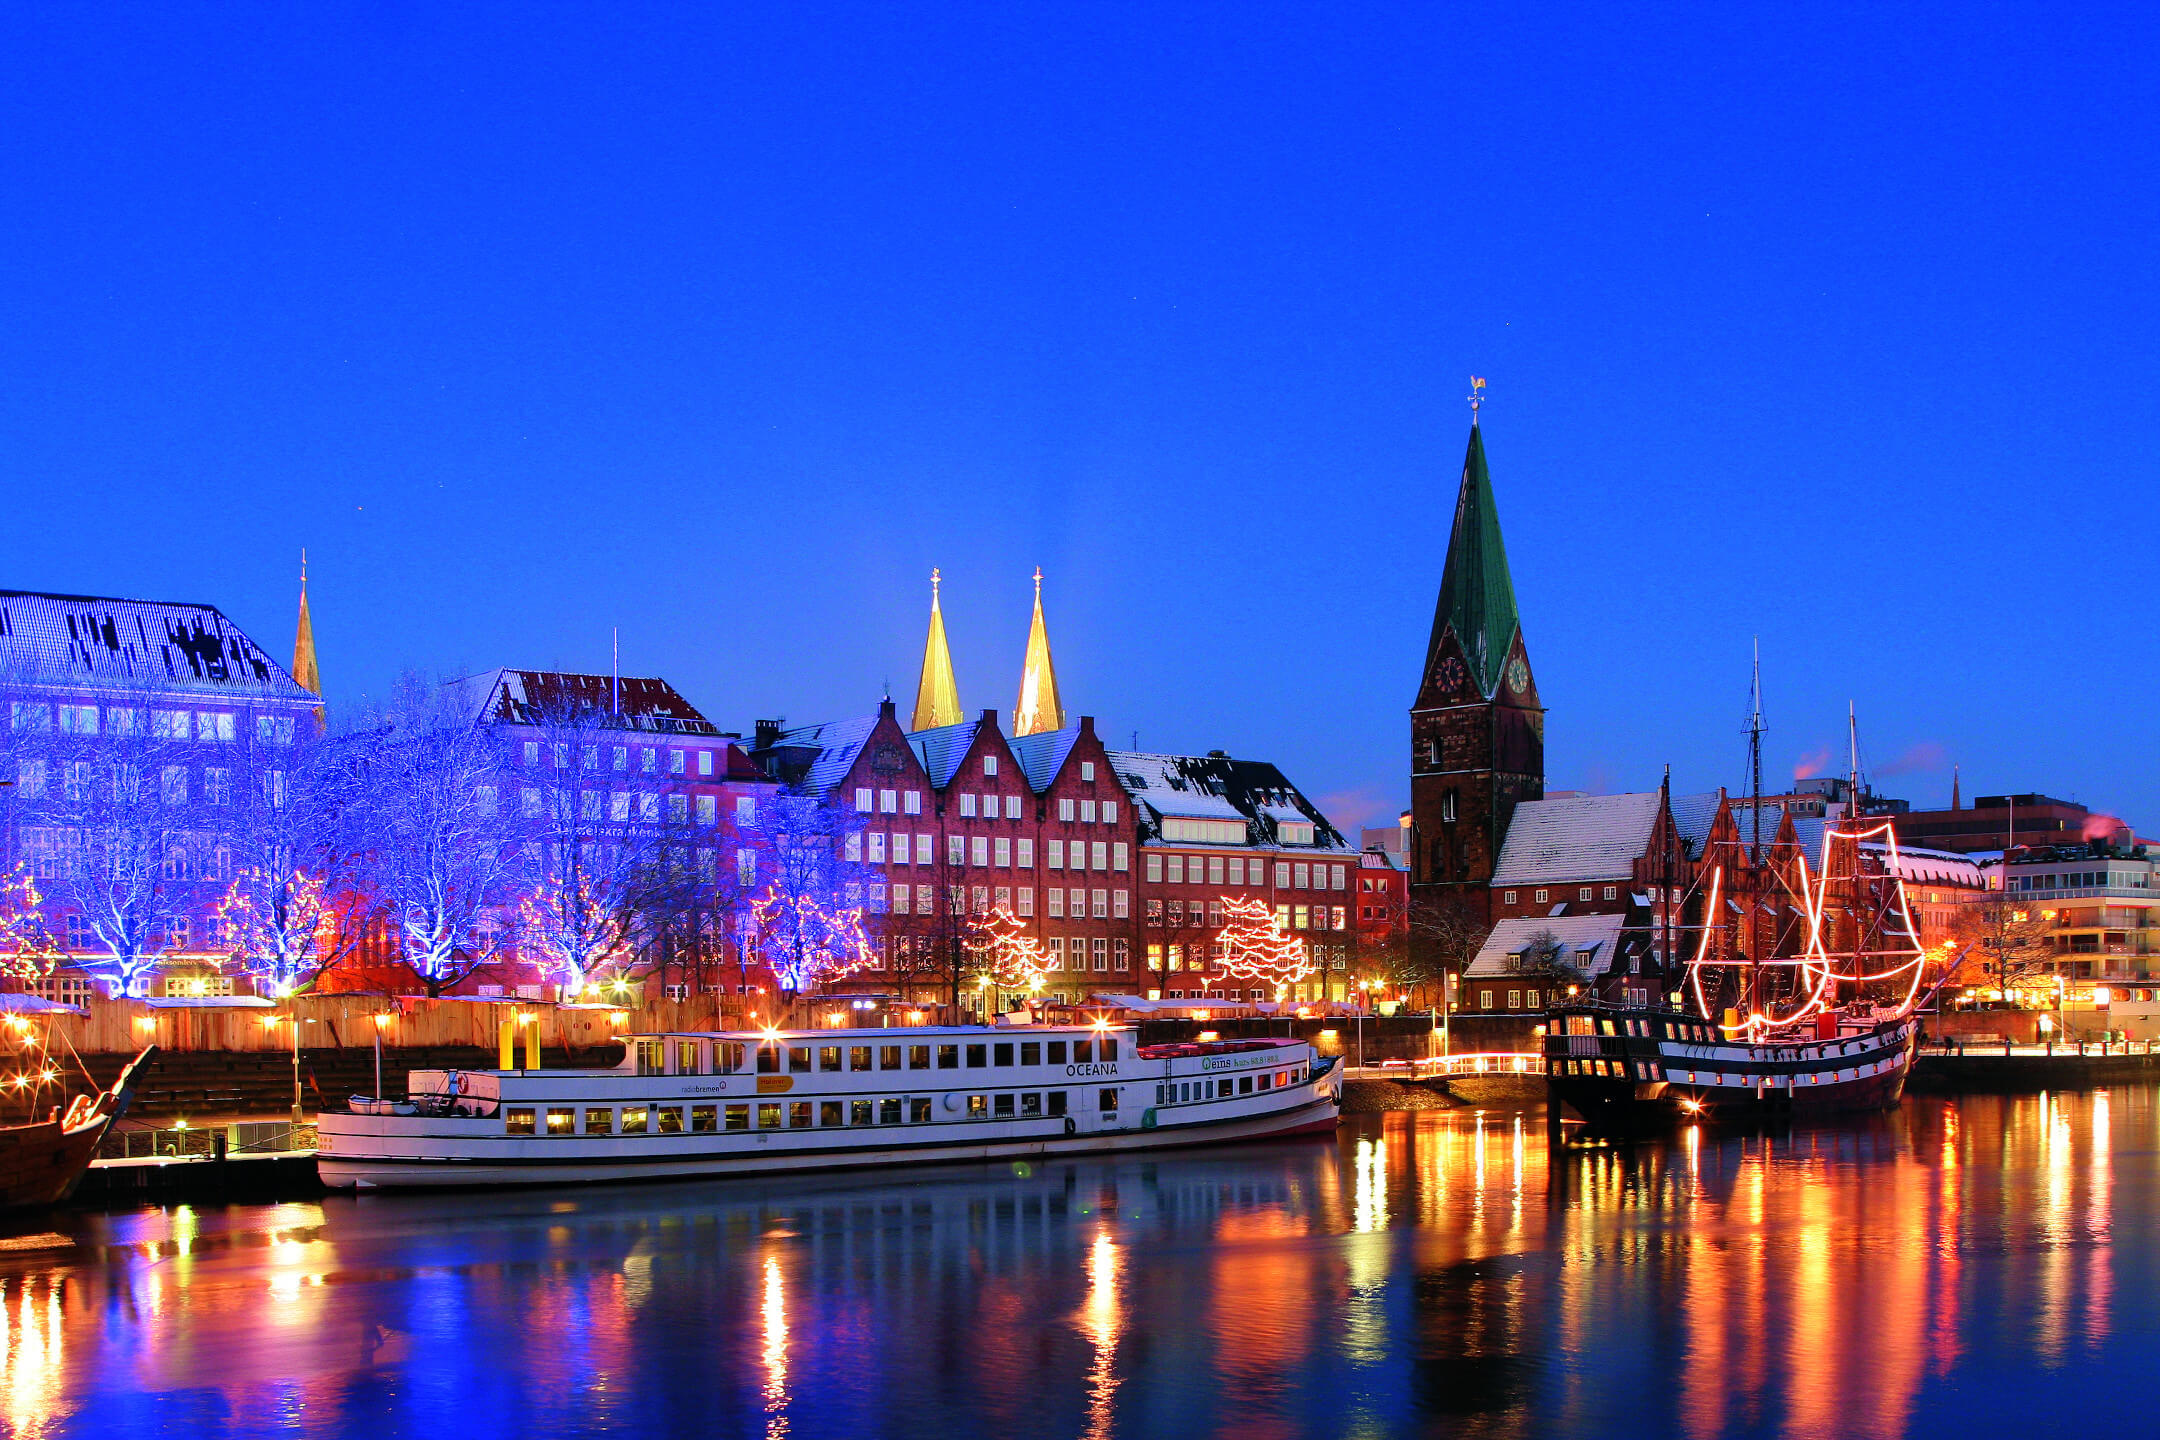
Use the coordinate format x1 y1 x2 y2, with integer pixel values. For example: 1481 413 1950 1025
2 5 2154 835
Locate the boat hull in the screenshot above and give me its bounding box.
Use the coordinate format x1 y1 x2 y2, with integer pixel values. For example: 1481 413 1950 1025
0 1045 158 1209
319 1092 1339 1190
1545 1007 1919 1137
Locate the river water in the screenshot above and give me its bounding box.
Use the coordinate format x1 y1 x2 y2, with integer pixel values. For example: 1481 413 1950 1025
0 1091 2147 1439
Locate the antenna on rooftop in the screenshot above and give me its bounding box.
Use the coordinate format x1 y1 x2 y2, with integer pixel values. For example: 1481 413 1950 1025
612 628 620 716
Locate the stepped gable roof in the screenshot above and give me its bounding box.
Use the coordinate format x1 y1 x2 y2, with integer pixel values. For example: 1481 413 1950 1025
1008 724 1082 792
1423 426 1522 700
906 717 986 789
1107 750 1350 851
1468 913 1629 979
458 669 720 735
1491 792 1663 887
0 590 315 702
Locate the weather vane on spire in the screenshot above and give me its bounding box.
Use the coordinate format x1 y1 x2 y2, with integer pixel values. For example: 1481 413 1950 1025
932 567 941 597
1467 376 1487 425
1033 566 1042 599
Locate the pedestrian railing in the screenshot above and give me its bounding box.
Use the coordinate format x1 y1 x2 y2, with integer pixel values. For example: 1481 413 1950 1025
1925 1039 2158 1059
1343 1053 1545 1082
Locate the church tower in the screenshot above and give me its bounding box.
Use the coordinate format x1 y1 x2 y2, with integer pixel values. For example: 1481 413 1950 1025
1409 419 1543 922
1012 568 1065 737
293 549 323 727
912 569 963 731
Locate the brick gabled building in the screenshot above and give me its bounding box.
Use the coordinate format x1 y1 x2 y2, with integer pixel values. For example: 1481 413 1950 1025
1409 423 1544 934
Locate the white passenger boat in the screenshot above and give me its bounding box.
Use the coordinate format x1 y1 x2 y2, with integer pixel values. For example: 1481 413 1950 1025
317 1022 1342 1190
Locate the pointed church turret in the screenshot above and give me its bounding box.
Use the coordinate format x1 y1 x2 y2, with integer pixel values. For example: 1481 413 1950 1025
293 549 323 725
912 569 963 731
1408 406 1544 922
1012 568 1065 737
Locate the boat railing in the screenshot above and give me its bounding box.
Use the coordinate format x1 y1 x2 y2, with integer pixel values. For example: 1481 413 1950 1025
1342 1053 1546 1082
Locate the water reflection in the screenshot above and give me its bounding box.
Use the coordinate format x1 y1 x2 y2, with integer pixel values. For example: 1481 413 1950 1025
0 1091 2152 1437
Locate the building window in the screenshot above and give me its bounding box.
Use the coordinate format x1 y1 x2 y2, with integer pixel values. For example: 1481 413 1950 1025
1602 886 1617 901
983 755 998 777
1091 842 1108 870
1081 762 1095 781
1005 795 1022 819
904 790 922 814
1049 889 1065 918
1081 800 1097 823
1534 888 1548 905
1441 790 1458 823
855 788 873 813
880 789 898 813
972 837 990 867
994 837 1011 867
698 750 714 777
736 795 756 824
1059 798 1075 822
1113 843 1129 872
1103 801 1118 825
1113 890 1129 919
1017 838 1034 868
961 794 977 818
1018 887 1035 916
1146 853 1163 883
1579 887 1592 902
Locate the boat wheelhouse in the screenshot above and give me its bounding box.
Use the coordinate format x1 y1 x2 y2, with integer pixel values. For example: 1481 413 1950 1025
317 1022 1341 1190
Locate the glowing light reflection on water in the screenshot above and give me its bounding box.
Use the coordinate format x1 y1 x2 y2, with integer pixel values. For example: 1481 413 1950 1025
0 1091 2153 1438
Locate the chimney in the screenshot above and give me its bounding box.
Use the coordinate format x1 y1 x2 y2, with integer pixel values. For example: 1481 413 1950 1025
1078 715 1095 738
754 718 782 750
878 697 896 721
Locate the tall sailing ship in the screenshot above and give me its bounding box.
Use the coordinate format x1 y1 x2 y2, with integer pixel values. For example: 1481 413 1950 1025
1544 697 1934 1134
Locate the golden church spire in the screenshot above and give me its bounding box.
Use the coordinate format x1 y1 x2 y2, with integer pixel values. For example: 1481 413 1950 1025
911 568 963 731
1012 568 1064 737
293 549 323 725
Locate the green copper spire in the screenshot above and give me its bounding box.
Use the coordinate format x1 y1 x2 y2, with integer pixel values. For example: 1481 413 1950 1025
1423 424 1521 699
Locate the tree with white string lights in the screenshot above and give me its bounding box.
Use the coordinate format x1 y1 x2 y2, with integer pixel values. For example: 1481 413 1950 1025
1215 894 1315 1003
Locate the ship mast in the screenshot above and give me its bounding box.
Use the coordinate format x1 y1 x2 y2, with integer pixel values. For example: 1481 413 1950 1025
1746 642 1766 1014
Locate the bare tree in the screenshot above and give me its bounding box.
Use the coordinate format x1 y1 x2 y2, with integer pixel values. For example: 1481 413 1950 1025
13 682 203 996
510 700 659 996
357 674 522 998
214 713 373 994
1949 892 2060 996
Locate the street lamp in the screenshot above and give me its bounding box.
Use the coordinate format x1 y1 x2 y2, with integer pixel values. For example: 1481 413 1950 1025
372 1011 393 1101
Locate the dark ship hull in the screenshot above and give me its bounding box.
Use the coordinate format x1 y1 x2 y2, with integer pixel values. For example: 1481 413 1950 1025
1544 1005 1917 1136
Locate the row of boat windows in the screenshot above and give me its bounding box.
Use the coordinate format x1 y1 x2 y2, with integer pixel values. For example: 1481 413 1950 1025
1558 1016 1718 1043
1154 1067 1306 1104
1553 1059 1887 1084
724 1037 1118 1077
502 1090 1098 1136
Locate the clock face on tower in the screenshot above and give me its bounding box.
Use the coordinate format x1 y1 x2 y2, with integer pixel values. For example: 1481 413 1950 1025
1505 656 1529 696
1437 656 1466 695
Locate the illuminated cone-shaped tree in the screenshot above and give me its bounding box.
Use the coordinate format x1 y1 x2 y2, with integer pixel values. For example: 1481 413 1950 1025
1215 894 1315 1002
964 905 1051 993
750 886 878 995
0 868 57 984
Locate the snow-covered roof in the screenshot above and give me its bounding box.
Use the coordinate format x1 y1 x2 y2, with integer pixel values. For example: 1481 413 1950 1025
1008 725 1082 792
764 714 882 794
457 669 721 736
1109 752 1250 821
1467 912 1629 980
1874 843 1986 889
0 591 313 703
1670 792 1725 856
1491 793 1662 887
907 718 984 789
